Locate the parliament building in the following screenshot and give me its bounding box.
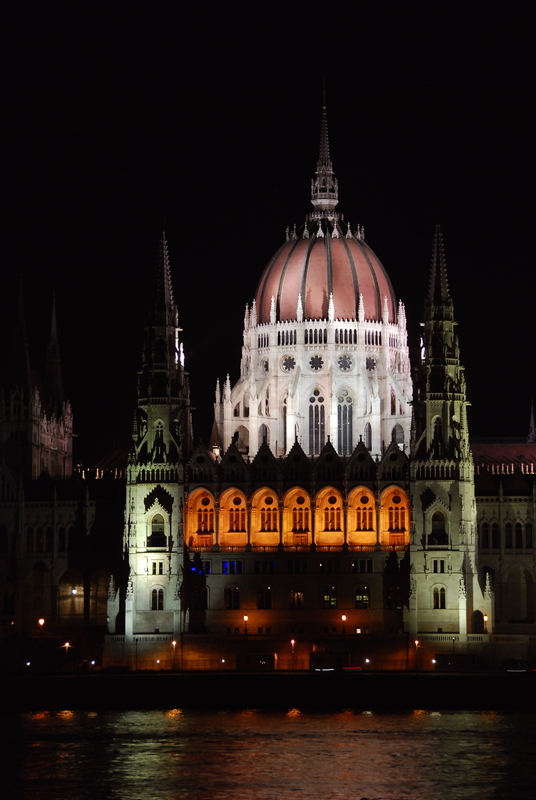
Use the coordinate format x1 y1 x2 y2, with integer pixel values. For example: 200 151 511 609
2 106 535 672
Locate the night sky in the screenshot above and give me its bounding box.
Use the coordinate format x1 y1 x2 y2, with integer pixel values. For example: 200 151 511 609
5 5 535 464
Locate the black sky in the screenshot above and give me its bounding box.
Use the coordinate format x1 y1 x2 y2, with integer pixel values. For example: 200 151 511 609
5 4 535 464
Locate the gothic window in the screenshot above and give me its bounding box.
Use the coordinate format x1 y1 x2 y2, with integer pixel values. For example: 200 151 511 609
364 422 372 451
505 523 513 549
392 424 404 448
515 523 523 549
337 390 353 455
433 586 446 609
323 586 337 608
151 588 164 611
309 389 325 455
388 496 406 532
322 495 341 531
148 514 166 548
229 497 246 532
222 560 242 575
390 389 396 415
480 522 489 549
432 417 443 458
430 511 446 544
491 523 500 549
259 424 269 447
354 587 369 608
225 585 240 609
260 496 278 532
338 354 352 371
292 496 310 533
197 497 214 534
290 590 304 608
356 495 374 532
282 356 296 372
526 524 533 549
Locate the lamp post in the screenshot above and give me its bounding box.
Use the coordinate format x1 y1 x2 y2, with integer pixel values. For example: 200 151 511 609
243 615 248 638
171 639 177 671
290 639 296 670
414 639 420 670
483 614 488 634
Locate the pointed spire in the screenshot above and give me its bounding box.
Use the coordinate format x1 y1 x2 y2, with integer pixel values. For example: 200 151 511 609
310 92 339 213
426 224 453 320
302 219 310 239
151 231 178 329
291 223 298 241
528 399 536 444
251 299 257 327
346 222 353 239
44 293 64 409
215 378 221 405
382 295 389 324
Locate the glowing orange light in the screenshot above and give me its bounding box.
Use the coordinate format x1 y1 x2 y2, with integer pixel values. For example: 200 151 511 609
243 615 248 622
38 618 45 627
414 639 420 647
483 615 488 622
63 642 71 652
171 640 177 647
341 615 347 622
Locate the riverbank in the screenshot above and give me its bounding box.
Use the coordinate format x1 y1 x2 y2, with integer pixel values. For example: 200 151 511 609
6 670 535 712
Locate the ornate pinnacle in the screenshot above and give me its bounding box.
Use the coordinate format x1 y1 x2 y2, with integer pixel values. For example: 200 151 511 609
310 100 339 214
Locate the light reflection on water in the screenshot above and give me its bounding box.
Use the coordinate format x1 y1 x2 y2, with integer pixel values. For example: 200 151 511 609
6 708 536 799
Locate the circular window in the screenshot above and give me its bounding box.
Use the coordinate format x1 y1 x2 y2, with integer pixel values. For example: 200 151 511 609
233 497 242 505
392 495 401 504
310 355 324 371
282 355 296 372
265 496 273 505
328 496 337 505
338 354 352 371
360 495 369 504
201 497 210 506
296 496 305 505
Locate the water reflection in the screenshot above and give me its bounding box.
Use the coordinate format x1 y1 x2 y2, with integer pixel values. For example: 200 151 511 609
8 708 536 799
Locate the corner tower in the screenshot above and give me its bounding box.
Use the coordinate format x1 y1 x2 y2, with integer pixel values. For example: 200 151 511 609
107 234 192 665
214 103 412 460
408 226 492 639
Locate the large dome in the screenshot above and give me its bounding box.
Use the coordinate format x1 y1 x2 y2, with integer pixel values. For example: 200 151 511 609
254 221 397 324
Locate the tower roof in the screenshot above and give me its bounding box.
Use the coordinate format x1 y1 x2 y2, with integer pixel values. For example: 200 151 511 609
426 224 453 320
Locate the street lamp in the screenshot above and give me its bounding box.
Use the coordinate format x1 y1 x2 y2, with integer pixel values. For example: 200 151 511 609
290 639 296 670
171 639 177 670
414 639 420 670
483 614 488 634
38 618 45 628
243 615 248 636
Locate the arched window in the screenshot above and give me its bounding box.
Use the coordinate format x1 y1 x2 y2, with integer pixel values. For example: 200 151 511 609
430 511 447 545
148 514 166 548
515 523 523 549
309 389 325 455
526 524 533 549
259 424 269 447
283 397 288 452
291 495 310 533
151 588 164 610
433 586 446 609
364 423 372 451
392 424 404 449
356 494 374 532
260 495 278 532
388 497 406 532
323 495 341 531
480 522 489 549
505 523 513 549
197 497 214 534
229 496 246 532
337 391 353 455
390 389 396 415
432 417 443 458
491 523 500 549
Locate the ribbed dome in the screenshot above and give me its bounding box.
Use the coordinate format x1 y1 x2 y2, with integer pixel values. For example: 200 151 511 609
254 221 397 324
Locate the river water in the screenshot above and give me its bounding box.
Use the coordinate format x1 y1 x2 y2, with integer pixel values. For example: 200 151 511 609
6 708 536 799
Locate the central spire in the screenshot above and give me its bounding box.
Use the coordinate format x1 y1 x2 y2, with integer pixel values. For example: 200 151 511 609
310 95 339 216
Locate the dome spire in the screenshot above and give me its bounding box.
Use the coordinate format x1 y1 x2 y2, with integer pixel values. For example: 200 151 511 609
310 88 339 215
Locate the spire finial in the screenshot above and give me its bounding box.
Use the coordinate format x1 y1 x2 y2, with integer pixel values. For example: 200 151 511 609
528 399 536 443
426 224 453 319
310 86 339 214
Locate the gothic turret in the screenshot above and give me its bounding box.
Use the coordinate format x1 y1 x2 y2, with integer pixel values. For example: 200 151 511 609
107 233 192 647
310 100 339 215
407 226 492 638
